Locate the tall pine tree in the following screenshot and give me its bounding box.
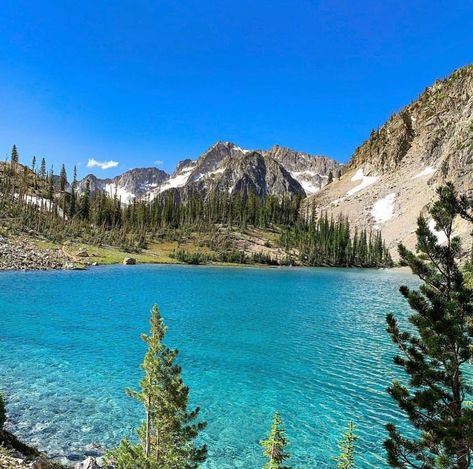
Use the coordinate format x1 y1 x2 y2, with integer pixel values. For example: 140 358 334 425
107 305 207 469
260 411 292 469
385 183 473 468
335 422 357 469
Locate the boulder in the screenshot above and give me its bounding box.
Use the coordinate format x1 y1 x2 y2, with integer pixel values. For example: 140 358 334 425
123 257 137 265
76 248 89 258
74 457 101 469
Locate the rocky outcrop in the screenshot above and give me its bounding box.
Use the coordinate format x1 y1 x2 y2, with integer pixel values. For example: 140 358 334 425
305 64 473 256
263 145 342 194
0 237 67 271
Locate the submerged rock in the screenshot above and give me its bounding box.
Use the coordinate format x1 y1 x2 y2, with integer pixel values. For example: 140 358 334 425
74 456 101 469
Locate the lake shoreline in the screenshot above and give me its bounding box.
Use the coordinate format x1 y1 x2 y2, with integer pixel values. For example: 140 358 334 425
0 256 401 273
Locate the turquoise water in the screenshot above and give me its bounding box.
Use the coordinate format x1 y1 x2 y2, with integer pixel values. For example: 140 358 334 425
0 265 416 467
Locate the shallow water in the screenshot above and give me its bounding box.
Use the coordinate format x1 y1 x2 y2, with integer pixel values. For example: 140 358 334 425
0 265 416 467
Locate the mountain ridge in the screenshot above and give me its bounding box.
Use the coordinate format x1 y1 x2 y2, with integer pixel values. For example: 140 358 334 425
78 141 341 202
305 63 473 256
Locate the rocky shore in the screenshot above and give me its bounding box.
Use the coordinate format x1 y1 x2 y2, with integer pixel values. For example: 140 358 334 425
0 236 67 271
0 452 108 469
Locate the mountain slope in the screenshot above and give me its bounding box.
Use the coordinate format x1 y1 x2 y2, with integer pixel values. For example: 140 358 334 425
263 145 342 194
305 64 473 255
78 167 169 204
146 141 340 200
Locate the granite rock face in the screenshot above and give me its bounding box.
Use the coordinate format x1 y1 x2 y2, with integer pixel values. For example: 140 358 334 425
305 64 473 256
145 141 340 200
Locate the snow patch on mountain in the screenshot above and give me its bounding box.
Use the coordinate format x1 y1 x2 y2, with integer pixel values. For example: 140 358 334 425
159 166 194 193
413 166 436 179
232 145 251 155
347 169 379 196
104 183 136 204
371 193 396 224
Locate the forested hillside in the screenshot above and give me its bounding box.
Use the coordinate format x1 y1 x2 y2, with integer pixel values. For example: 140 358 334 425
0 146 392 269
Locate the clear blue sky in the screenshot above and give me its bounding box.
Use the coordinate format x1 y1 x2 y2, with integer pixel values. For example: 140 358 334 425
0 0 472 178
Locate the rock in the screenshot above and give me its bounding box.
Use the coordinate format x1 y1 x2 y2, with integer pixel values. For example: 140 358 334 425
123 257 136 265
76 248 89 257
74 456 100 469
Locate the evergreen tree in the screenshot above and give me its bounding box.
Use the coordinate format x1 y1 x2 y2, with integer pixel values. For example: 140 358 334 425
260 411 292 469
385 183 473 468
79 179 90 220
0 392 5 431
327 171 334 184
337 169 342 180
10 145 19 167
107 305 207 469
47 167 54 201
70 165 77 217
59 164 67 192
31 156 36 173
40 158 47 180
335 422 357 469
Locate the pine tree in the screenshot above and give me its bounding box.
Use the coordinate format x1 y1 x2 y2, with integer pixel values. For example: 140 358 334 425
79 179 90 220
260 411 292 469
59 164 67 192
327 170 334 184
385 183 473 468
47 167 54 201
337 169 342 180
335 422 357 469
70 166 77 217
107 305 207 469
10 145 19 167
40 158 46 180
0 392 5 431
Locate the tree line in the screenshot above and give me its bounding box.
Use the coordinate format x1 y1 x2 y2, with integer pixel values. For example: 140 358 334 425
0 145 391 267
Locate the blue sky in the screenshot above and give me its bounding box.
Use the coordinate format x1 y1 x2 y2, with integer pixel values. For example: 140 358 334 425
0 0 472 178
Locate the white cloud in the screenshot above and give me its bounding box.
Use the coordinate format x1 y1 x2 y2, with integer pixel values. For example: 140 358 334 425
87 158 119 170
154 160 163 166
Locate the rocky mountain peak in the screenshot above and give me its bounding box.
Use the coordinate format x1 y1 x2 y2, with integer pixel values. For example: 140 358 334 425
350 64 473 176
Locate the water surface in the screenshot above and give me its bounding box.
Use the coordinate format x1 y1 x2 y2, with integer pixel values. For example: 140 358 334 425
0 265 416 467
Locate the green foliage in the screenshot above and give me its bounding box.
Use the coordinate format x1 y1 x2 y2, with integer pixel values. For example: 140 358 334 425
385 183 473 468
0 393 5 430
107 305 207 469
281 213 392 267
260 412 292 469
335 422 357 469
327 171 334 184
10 145 19 166
174 249 209 265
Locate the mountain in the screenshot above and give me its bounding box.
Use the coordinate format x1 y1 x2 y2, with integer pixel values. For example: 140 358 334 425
305 64 473 255
77 167 169 204
263 145 342 195
78 142 340 203
147 142 309 200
